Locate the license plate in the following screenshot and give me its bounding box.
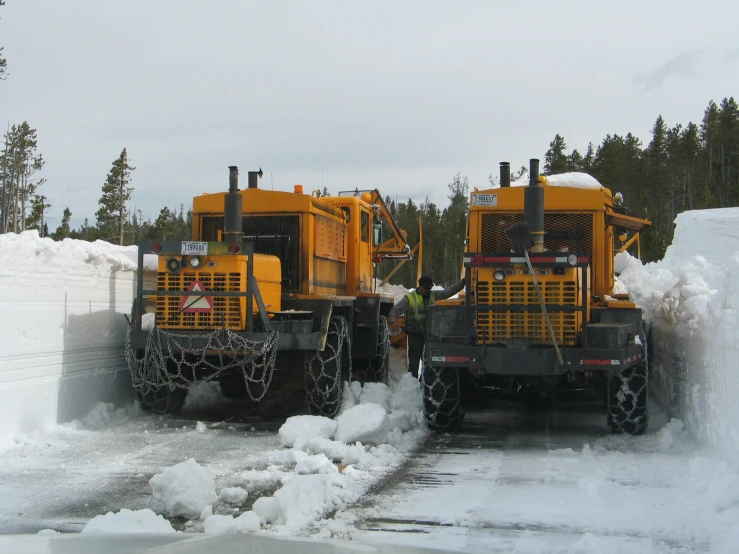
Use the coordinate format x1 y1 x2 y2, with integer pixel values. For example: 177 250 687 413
471 193 498 206
181 241 208 255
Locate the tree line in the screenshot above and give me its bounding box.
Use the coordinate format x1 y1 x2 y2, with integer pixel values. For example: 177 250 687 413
543 97 739 262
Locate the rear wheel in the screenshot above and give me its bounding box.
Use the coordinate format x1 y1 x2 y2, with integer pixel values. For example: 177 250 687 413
305 316 350 417
421 365 465 431
606 361 648 435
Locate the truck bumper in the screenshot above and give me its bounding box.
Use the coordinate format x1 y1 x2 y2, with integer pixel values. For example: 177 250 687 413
128 329 321 352
425 342 644 375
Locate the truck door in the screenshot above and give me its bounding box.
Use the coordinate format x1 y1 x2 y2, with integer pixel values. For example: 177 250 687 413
359 209 372 292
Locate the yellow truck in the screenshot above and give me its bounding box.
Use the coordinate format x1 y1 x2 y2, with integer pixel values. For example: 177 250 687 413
423 159 651 434
126 166 411 416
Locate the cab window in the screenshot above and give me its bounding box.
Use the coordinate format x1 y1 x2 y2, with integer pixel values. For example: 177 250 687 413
361 211 369 243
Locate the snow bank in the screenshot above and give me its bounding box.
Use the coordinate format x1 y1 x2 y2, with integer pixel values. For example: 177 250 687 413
149 458 218 518
0 232 138 450
618 208 739 462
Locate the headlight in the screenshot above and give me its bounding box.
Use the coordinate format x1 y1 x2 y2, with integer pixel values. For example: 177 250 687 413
493 270 505 281
166 257 181 273
189 256 202 268
567 254 578 266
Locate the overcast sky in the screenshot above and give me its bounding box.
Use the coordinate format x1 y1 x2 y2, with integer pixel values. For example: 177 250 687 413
1 1 737 231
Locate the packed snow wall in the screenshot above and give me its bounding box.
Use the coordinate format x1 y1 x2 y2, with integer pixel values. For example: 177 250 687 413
0 232 138 447
618 207 739 462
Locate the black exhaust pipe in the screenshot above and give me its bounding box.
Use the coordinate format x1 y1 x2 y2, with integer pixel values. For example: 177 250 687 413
500 162 510 188
224 166 242 244
524 158 544 252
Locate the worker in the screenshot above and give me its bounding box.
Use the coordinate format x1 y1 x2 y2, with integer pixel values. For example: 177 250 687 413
388 276 465 378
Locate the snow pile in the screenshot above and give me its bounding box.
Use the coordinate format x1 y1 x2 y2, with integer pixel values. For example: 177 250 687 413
234 374 425 534
375 280 408 303
0 231 137 449
82 508 176 534
617 207 739 462
149 458 218 518
0 230 138 273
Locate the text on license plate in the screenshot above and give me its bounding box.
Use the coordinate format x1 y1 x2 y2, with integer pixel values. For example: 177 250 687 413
181 242 208 255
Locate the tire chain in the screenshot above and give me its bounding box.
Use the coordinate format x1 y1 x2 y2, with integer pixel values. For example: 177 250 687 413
125 325 279 402
304 316 351 417
606 328 649 434
421 364 463 430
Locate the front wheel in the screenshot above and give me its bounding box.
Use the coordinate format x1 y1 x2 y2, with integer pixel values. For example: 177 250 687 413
304 316 350 417
606 361 648 435
421 365 465 431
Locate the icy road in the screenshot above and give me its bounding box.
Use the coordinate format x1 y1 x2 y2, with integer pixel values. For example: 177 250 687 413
1 387 726 553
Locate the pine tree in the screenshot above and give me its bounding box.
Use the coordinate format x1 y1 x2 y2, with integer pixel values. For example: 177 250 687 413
0 1 7 81
0 122 45 233
53 207 72 240
96 148 135 245
544 134 569 175
26 194 51 235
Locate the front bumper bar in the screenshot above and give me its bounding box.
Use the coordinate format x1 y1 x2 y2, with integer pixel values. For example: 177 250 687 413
425 342 644 375
129 329 321 352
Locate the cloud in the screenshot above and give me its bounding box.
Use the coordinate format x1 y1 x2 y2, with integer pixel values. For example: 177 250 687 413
634 50 707 92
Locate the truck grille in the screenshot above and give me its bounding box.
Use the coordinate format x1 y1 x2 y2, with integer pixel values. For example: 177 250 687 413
475 279 579 345
156 271 243 330
481 212 593 281
201 215 300 292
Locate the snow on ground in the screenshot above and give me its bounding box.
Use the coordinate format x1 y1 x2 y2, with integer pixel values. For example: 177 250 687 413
0 373 426 537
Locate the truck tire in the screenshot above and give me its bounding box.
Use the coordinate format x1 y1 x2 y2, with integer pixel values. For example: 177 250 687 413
138 386 188 415
421 365 465 431
218 377 249 399
305 316 350 418
365 316 390 384
606 361 648 435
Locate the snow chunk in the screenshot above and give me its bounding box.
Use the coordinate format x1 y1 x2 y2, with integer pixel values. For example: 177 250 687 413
274 474 339 529
295 453 339 475
196 421 207 433
388 410 412 433
359 382 392 411
203 511 260 534
278 415 337 448
149 458 217 518
252 496 283 525
335 403 389 445
657 418 686 451
295 436 350 462
218 487 248 505
182 381 224 410
82 508 176 534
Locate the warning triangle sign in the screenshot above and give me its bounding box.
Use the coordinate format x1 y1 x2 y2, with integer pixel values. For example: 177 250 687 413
180 281 214 312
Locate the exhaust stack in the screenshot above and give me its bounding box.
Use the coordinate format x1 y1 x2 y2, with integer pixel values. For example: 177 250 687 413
224 166 242 244
500 162 510 188
524 158 544 253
